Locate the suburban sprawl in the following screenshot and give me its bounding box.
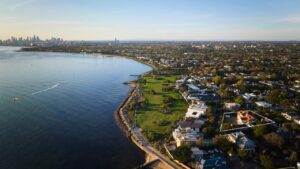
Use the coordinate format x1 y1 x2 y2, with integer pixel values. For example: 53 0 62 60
2 37 300 169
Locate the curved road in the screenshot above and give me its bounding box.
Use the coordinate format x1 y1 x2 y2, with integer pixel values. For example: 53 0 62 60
131 127 181 169
118 83 182 169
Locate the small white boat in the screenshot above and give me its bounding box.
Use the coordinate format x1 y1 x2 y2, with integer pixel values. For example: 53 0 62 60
12 97 19 102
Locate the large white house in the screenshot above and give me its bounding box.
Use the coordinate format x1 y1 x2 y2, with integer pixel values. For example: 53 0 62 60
255 101 272 108
224 102 241 110
178 118 204 132
242 93 258 103
227 132 256 153
172 127 201 147
186 103 208 118
187 83 201 93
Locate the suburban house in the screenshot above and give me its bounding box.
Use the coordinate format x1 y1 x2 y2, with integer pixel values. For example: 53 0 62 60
187 93 203 103
259 80 285 88
294 117 300 125
242 93 257 103
187 78 195 83
191 147 204 162
187 83 201 93
255 101 272 108
194 149 229 169
186 84 221 103
237 110 257 125
281 112 300 125
186 103 208 118
172 127 201 147
198 93 221 103
175 79 185 89
281 112 295 120
227 131 256 153
178 118 204 132
224 102 241 110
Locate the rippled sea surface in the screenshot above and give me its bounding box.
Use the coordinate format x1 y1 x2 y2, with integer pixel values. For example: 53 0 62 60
0 46 150 169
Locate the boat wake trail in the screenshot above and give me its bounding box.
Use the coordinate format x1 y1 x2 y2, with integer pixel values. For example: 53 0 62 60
31 81 65 96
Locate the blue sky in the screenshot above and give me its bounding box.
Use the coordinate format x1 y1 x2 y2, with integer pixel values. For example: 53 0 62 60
0 0 300 40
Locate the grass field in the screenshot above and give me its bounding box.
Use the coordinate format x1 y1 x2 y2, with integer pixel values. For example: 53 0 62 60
136 75 188 137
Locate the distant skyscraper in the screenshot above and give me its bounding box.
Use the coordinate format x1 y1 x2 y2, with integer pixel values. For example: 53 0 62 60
114 37 120 46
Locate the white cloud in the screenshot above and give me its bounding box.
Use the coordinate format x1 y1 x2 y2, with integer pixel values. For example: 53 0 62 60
8 0 38 11
280 16 300 24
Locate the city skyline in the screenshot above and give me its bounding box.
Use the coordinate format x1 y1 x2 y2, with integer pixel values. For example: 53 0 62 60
1 0 300 41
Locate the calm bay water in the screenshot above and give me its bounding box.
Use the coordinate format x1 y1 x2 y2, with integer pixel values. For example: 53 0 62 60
0 46 151 169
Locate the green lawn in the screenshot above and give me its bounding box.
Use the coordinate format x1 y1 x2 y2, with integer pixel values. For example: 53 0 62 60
137 75 188 136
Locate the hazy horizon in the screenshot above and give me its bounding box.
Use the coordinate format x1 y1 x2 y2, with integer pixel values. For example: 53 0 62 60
1 0 300 41
1 37 300 42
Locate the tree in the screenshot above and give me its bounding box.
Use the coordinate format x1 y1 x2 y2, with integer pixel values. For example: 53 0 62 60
266 89 281 104
221 123 231 130
160 105 171 114
172 146 191 162
263 132 285 149
162 86 173 92
253 126 270 139
236 79 246 92
138 96 147 108
212 75 222 85
207 106 214 115
156 120 170 126
289 151 298 164
280 99 291 111
238 149 249 160
196 139 204 147
149 89 156 95
202 127 215 137
213 136 233 153
144 131 163 142
141 79 147 84
235 96 244 105
163 96 174 106
260 154 275 169
217 88 230 99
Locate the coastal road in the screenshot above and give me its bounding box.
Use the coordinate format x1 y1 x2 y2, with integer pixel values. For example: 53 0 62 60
119 84 182 169
131 127 181 169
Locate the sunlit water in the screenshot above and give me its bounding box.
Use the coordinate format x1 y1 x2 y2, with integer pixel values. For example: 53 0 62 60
0 46 150 169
